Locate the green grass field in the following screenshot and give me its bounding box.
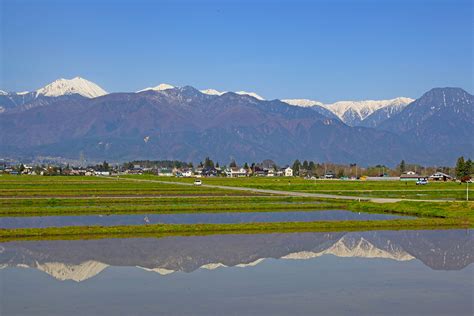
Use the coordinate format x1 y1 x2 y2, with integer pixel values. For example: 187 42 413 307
0 175 472 240
143 175 472 201
0 175 261 197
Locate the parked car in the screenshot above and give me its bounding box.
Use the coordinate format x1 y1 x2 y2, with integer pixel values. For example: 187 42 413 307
194 179 202 186
416 179 428 185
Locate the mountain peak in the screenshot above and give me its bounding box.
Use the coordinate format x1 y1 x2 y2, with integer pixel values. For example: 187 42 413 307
379 87 473 137
36 77 107 98
137 83 175 93
235 91 265 100
200 88 226 96
421 87 472 101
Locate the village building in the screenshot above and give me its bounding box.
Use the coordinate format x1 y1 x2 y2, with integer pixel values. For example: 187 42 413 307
252 166 267 177
126 167 143 175
225 167 248 177
201 167 219 177
95 171 110 176
180 169 193 177
429 172 453 181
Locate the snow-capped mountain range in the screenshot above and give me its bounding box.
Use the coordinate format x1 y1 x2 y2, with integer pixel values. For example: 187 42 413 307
3 229 471 282
1 77 412 126
137 83 265 100
1 77 472 165
283 97 414 126
0 236 418 282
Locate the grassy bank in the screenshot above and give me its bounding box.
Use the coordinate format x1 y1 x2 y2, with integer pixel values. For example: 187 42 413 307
0 200 339 217
0 217 469 242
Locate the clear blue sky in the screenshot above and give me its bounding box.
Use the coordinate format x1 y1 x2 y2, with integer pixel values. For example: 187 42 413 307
1 0 472 102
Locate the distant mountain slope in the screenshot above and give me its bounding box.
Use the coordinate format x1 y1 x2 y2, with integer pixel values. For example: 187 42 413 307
360 102 409 128
0 80 471 165
0 91 37 111
380 87 473 157
0 86 417 165
380 87 472 133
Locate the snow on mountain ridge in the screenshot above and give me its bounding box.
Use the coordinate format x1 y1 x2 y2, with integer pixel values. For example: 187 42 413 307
282 99 324 107
235 91 265 100
200 88 226 96
322 97 414 120
137 83 175 93
282 96 414 125
200 89 265 100
36 77 107 98
282 236 414 261
35 261 109 282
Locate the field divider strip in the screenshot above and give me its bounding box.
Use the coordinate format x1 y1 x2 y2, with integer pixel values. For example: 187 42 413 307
110 177 473 203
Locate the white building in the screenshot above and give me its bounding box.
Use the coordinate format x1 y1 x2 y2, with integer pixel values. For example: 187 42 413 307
225 167 248 177
182 169 193 177
95 171 110 176
284 167 293 177
429 172 452 181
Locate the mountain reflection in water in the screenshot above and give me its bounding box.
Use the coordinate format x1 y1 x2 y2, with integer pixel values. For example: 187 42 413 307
0 229 472 282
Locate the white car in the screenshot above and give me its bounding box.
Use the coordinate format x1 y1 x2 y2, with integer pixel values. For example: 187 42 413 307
416 179 428 185
194 179 202 186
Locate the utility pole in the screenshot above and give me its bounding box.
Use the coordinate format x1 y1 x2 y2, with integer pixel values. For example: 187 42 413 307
467 182 470 202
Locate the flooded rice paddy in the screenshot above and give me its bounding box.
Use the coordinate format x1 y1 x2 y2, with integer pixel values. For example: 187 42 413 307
0 229 472 315
0 210 413 228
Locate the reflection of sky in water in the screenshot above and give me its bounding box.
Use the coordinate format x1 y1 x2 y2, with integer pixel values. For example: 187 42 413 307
1 230 472 315
0 210 414 228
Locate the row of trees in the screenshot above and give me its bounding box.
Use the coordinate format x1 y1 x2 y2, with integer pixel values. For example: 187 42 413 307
455 157 473 180
122 160 193 170
195 157 473 179
6 156 473 179
119 156 474 179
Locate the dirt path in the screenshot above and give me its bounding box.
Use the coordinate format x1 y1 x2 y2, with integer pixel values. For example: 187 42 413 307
112 177 412 203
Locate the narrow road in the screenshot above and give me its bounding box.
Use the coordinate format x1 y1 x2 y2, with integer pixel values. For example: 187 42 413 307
111 177 419 203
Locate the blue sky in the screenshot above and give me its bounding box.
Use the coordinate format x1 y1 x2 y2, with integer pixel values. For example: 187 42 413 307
1 0 472 102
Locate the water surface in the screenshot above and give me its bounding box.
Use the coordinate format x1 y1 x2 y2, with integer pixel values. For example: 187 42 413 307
0 210 412 228
0 229 472 315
